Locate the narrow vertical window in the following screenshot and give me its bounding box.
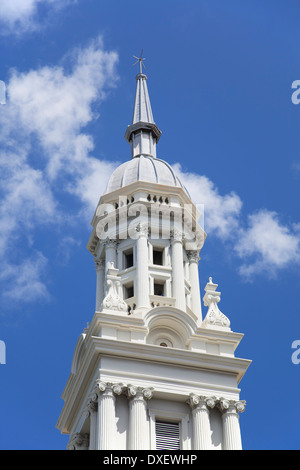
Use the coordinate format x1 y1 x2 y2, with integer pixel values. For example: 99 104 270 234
124 249 133 269
124 283 134 299
153 248 163 266
154 281 165 296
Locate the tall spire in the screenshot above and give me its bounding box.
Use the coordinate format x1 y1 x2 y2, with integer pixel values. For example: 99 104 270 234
125 52 161 159
131 73 154 124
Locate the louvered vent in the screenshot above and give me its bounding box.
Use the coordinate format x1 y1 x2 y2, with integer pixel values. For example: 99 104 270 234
155 421 180 450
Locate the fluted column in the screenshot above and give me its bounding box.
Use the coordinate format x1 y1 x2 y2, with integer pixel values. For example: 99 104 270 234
219 399 245 450
95 381 123 450
135 224 150 309
189 394 216 450
171 229 185 311
86 396 98 450
127 385 153 450
104 238 118 272
95 258 105 311
187 250 202 321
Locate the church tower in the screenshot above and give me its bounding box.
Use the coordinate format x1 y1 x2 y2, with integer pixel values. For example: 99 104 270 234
56 60 251 451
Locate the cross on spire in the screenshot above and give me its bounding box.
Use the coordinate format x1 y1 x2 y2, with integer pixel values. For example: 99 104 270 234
133 50 146 74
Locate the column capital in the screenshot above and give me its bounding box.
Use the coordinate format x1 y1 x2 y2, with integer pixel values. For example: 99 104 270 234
67 432 89 450
219 398 246 415
87 397 98 413
186 250 200 263
188 394 217 410
103 237 119 249
127 385 153 401
94 381 115 399
94 380 127 397
95 380 108 394
94 258 105 272
136 223 149 238
112 383 126 396
170 228 183 244
83 397 97 419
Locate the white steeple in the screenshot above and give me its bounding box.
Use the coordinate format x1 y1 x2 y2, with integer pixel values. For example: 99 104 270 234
57 60 251 451
124 60 161 159
132 73 154 124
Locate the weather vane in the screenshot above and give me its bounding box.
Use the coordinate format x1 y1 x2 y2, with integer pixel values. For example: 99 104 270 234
133 49 146 74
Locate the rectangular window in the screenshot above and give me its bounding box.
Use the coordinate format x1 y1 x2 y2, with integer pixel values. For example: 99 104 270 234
153 248 163 266
155 421 180 450
124 284 134 299
154 282 165 296
124 249 133 269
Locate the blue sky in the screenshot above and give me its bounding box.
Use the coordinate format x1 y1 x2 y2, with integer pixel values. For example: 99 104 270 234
0 0 299 450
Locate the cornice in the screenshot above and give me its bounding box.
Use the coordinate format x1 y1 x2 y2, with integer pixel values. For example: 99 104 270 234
88 337 251 379
57 334 251 432
59 332 250 436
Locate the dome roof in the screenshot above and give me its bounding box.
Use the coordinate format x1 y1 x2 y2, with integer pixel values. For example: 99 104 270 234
105 155 190 196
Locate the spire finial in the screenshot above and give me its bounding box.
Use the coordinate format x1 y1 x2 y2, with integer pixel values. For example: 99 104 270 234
133 49 146 75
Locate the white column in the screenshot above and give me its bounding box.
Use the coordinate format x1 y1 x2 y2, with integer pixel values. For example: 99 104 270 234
171 229 186 311
95 259 105 311
189 395 216 450
95 381 121 450
220 399 245 450
104 238 117 271
187 250 202 320
87 396 98 450
135 224 150 309
128 385 153 450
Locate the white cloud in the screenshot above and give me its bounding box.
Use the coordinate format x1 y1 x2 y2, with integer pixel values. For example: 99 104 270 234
7 37 118 180
0 252 49 303
56 236 81 265
235 210 300 278
291 161 300 172
4 36 119 219
173 163 243 239
70 157 118 213
172 164 300 280
0 0 74 34
0 37 118 305
0 148 58 254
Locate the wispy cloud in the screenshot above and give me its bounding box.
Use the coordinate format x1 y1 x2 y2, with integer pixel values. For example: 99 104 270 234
235 210 300 278
291 160 300 173
175 166 300 280
0 36 118 306
0 252 49 304
173 163 243 239
7 37 118 181
0 0 75 35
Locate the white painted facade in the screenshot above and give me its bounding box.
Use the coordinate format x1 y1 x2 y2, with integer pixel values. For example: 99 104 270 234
56 70 251 451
